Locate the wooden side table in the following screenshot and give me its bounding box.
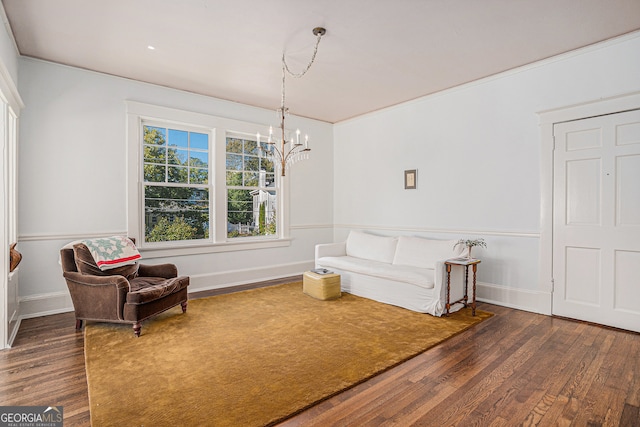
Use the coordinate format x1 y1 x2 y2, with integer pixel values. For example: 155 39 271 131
444 258 480 316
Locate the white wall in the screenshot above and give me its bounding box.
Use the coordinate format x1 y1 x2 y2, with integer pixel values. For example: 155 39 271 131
17 58 334 317
333 32 640 314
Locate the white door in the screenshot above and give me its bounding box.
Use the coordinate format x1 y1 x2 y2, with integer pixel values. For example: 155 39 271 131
553 109 640 332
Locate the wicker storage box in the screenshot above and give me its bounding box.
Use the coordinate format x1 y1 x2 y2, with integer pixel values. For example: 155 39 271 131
303 271 341 300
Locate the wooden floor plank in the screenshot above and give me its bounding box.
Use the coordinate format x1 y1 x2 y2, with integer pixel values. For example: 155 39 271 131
375 319 532 425
579 330 638 427
484 318 594 425
416 316 561 425
623 332 640 409
620 404 640 427
1 293 639 427
533 334 602 425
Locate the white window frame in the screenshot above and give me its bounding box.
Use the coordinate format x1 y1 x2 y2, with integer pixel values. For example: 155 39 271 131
225 132 279 239
126 101 291 258
141 119 213 245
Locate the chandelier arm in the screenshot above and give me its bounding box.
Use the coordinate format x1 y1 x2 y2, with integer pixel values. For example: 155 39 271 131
268 143 284 161
282 145 309 164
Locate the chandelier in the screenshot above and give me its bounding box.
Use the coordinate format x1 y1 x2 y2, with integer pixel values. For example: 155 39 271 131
257 27 326 176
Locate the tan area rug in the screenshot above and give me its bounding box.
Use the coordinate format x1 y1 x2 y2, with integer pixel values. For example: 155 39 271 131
84 282 492 426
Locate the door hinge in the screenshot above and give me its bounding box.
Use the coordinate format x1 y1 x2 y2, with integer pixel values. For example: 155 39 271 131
550 278 555 292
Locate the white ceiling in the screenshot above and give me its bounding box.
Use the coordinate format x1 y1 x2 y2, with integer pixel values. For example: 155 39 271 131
3 0 640 123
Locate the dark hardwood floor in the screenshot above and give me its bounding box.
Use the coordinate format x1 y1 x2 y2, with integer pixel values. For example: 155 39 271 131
1 278 639 426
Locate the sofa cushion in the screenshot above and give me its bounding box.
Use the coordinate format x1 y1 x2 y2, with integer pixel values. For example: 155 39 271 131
127 276 189 304
392 236 463 269
318 256 435 288
345 231 397 264
73 243 139 280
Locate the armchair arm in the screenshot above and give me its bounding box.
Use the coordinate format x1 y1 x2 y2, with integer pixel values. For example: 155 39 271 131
63 271 130 287
138 263 178 279
63 271 129 321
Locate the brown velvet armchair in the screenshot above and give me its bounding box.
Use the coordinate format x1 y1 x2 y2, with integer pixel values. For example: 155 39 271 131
60 241 189 337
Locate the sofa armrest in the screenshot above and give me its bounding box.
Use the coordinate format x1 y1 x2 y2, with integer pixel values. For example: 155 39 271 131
315 242 347 262
138 263 178 279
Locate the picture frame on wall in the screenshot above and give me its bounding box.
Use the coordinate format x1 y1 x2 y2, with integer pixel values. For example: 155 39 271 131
404 169 417 189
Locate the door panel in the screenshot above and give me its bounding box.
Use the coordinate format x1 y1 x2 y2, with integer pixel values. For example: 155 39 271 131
616 154 640 226
614 250 640 314
564 247 600 306
566 127 601 151
553 109 640 332
566 158 601 225
616 121 640 146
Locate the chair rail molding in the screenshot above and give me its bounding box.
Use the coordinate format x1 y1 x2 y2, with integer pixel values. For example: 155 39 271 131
333 224 540 239
18 231 129 242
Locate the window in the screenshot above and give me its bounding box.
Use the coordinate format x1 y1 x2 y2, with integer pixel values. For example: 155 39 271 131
127 101 290 255
226 136 277 238
142 123 210 243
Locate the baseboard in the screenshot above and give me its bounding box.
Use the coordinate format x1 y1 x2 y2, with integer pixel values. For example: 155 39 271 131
477 282 552 315
188 261 314 293
19 291 74 319
6 317 21 348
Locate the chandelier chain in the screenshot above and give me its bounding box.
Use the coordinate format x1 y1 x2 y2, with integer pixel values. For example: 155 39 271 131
282 31 324 79
280 31 323 111
260 27 325 176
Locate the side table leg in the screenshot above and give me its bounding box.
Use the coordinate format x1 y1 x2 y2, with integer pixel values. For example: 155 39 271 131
445 264 452 316
464 265 469 308
472 263 477 316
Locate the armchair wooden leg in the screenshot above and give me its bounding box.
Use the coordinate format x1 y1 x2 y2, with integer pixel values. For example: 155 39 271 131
75 319 83 331
133 322 141 337
181 301 188 313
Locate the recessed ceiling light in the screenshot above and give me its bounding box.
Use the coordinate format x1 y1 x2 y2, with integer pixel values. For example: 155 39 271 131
147 45 155 50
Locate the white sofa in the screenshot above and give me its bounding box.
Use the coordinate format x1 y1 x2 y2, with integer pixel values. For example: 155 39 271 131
315 231 471 316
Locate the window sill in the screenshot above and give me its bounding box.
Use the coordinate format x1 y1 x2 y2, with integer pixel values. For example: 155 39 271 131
138 237 292 259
